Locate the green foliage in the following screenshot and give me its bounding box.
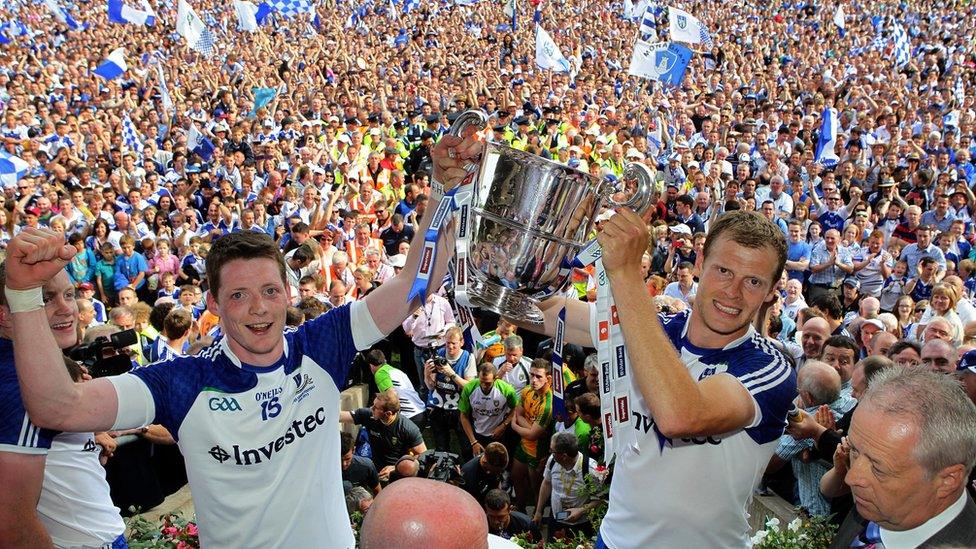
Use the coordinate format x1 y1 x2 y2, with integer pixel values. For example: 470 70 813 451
125 512 199 549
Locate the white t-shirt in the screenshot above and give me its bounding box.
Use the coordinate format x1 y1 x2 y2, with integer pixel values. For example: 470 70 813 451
543 453 598 525
108 302 379 548
493 355 532 394
37 432 125 548
597 309 797 549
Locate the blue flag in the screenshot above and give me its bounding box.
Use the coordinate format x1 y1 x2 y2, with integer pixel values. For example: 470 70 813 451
815 108 839 167
93 48 128 80
249 87 277 118
187 125 215 161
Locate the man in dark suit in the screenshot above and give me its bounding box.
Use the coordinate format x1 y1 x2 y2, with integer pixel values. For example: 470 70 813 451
828 367 976 549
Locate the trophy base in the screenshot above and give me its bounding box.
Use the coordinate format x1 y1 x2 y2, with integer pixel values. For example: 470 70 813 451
466 280 545 326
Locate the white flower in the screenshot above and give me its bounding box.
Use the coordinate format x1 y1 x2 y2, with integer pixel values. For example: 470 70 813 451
766 517 781 532
788 518 803 532
751 530 768 545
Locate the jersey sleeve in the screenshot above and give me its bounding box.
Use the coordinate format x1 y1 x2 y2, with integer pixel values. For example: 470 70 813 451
121 356 211 440
403 417 424 449
457 380 476 414
352 408 371 425
299 303 360 390
374 368 393 392
728 339 798 446
0 367 54 454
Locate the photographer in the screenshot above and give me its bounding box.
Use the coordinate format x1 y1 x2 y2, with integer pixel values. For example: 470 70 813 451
424 326 477 460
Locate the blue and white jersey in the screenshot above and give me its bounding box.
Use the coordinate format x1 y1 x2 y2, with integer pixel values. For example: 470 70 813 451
0 338 56 455
597 310 797 549
107 302 377 548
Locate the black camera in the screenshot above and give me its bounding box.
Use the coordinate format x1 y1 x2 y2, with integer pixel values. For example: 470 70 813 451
431 356 448 368
418 450 464 485
69 329 137 378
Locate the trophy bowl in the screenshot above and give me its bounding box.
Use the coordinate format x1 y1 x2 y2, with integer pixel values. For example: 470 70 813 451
449 110 655 325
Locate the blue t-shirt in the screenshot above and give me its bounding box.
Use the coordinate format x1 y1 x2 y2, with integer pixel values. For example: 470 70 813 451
786 241 811 281
114 252 149 290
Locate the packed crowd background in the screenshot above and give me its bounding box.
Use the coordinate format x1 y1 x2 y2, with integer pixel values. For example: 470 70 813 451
1 0 976 545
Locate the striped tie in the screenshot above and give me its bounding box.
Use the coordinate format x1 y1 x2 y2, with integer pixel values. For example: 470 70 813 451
850 521 884 548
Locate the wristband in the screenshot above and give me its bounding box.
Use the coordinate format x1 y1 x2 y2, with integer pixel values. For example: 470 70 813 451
4 286 44 313
470 440 478 447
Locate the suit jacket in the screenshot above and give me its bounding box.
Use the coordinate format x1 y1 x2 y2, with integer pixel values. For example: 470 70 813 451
829 494 976 549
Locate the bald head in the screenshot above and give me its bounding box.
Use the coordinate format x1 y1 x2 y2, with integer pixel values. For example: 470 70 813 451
859 297 880 319
797 360 841 407
360 478 488 549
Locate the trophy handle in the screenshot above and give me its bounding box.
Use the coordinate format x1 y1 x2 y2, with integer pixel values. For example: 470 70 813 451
604 162 655 215
449 110 489 137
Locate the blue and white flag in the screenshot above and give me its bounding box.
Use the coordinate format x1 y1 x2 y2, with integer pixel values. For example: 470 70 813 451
233 0 260 31
176 0 213 55
628 40 691 86
503 0 516 31
93 48 128 80
255 2 274 24
108 0 156 25
815 107 839 167
535 24 570 73
44 0 81 30
638 3 657 40
0 151 29 188
892 23 910 67
667 6 711 47
833 4 845 37
152 58 173 114
403 0 419 13
954 77 966 106
266 0 313 17
187 124 215 161
122 113 144 157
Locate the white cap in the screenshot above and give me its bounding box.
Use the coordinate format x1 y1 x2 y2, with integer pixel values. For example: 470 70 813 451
389 254 407 268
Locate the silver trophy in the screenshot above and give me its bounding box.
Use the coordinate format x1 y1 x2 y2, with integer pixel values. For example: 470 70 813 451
448 110 655 324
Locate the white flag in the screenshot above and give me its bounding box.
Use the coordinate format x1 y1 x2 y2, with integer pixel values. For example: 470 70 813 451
629 39 665 80
833 5 845 31
668 6 710 46
233 0 259 31
535 25 570 73
176 0 205 47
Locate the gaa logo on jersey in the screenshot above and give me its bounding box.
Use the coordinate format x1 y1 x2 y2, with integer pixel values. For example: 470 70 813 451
210 397 243 412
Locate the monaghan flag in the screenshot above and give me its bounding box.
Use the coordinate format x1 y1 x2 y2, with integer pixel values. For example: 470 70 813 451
153 58 173 114
668 6 711 47
266 0 313 17
233 0 260 31
638 3 657 40
892 23 910 67
833 4 845 37
121 113 144 157
815 108 839 167
176 0 211 54
187 124 215 161
535 24 570 73
628 40 691 86
93 48 128 80
0 151 29 188
108 0 156 25
44 0 82 30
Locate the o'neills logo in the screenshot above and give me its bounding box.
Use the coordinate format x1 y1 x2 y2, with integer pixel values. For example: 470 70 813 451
419 246 433 274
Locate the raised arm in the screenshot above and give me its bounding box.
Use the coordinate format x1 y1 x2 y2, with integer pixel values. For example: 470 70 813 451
362 130 484 336
4 229 120 433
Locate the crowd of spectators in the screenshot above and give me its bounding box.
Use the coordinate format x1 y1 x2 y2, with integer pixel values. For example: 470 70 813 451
2 0 976 544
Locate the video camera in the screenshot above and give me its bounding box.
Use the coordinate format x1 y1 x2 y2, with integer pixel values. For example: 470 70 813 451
417 450 464 485
69 329 137 378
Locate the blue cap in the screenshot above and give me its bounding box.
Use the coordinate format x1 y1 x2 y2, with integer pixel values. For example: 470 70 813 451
957 349 976 373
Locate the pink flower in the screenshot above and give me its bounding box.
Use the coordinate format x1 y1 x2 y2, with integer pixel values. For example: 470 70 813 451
184 523 199 537
162 526 179 538
177 541 192 549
